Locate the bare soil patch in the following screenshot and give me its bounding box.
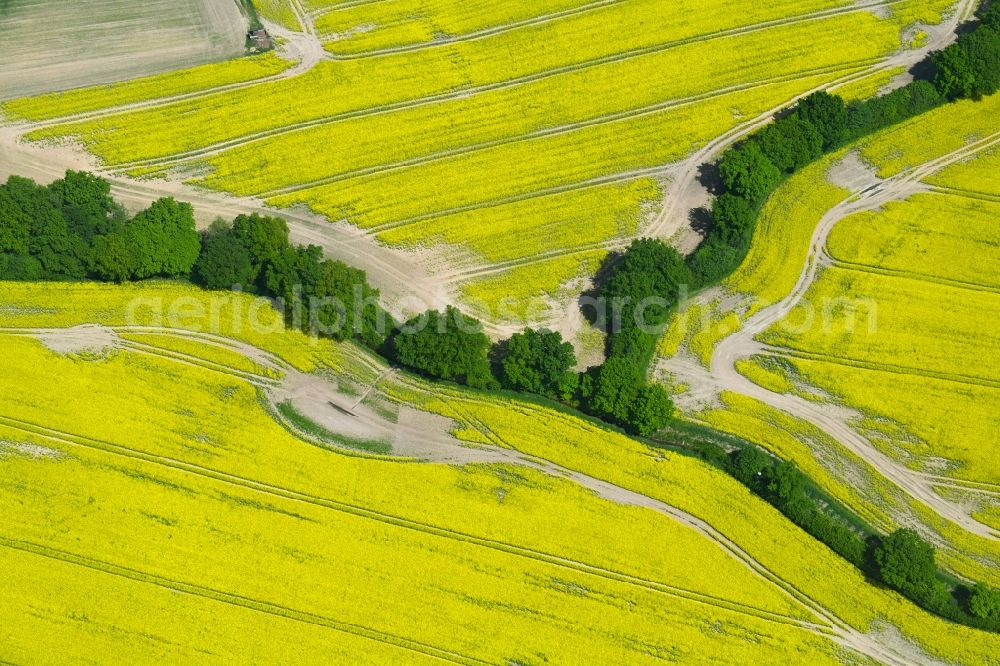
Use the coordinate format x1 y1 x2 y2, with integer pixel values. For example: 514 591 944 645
0 0 246 101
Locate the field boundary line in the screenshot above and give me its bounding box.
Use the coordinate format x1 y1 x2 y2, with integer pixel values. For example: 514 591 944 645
118 339 282 387
928 184 1000 204
760 345 1000 392
824 255 1000 296
316 0 625 59
359 165 673 237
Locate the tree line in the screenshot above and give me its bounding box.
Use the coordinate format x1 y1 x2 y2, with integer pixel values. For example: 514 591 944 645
688 3 1000 287
0 172 389 348
0 171 199 283
727 443 1000 629
382 239 683 438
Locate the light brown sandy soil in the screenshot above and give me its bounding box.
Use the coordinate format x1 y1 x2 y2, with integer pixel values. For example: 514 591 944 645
646 0 980 252
695 134 1000 539
0 0 247 101
0 318 967 663
36 324 120 357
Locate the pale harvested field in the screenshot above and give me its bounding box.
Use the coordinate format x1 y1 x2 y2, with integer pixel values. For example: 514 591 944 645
0 0 246 100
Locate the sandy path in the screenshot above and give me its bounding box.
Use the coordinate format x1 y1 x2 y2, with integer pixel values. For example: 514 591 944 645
1 318 956 663
83 0 916 173
707 130 1000 540
643 0 979 249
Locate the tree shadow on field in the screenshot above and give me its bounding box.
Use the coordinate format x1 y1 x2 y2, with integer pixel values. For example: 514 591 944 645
579 251 623 331
689 207 714 236
697 163 724 196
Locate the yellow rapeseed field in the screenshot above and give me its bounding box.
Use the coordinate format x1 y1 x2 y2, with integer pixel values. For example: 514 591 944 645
17 0 947 315
0 52 291 122
2 280 998 661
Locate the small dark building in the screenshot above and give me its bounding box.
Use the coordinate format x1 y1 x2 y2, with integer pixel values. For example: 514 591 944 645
248 29 272 51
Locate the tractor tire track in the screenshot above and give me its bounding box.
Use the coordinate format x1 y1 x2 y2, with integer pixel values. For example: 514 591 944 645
824 255 1000 297
0 413 833 635
384 375 924 666
320 0 904 62
0 537 483 666
759 344 1000 392
249 60 872 200
709 128 1000 539
86 0 907 171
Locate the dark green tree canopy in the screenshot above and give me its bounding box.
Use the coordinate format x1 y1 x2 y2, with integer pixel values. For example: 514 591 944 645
874 529 941 598
602 238 692 329
0 176 35 255
718 141 782 202
193 220 257 290
48 170 118 240
933 42 978 99
233 212 289 283
729 446 771 488
392 307 494 388
960 26 1000 97
499 327 577 397
88 232 140 283
587 356 643 424
795 91 848 150
969 583 1000 620
712 193 756 247
627 384 674 436
753 116 823 173
764 460 807 508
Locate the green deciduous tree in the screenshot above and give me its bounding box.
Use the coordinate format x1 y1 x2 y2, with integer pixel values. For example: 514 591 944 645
874 529 943 602
0 177 33 255
718 141 782 202
627 384 674 436
960 26 1000 97
729 446 771 488
754 117 823 173
969 583 1000 620
193 219 257 290
88 232 141 283
795 91 848 150
933 43 977 99
128 197 201 278
0 253 43 280
48 170 118 240
711 193 755 247
763 460 807 508
232 212 289 284
392 307 494 388
587 356 642 424
499 327 577 397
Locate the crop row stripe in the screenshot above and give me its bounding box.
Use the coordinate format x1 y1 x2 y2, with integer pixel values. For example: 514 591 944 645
0 412 833 633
